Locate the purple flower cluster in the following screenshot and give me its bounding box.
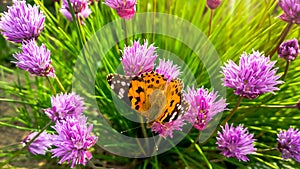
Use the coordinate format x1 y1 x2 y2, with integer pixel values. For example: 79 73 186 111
23 93 97 168
0 1 56 78
155 59 181 81
44 93 85 121
216 123 256 161
278 39 299 61
277 127 300 162
184 87 227 131
22 131 52 155
278 0 300 24
222 50 283 99
105 0 137 20
51 115 98 168
151 118 185 139
121 40 158 76
13 40 55 78
60 0 91 24
0 0 45 43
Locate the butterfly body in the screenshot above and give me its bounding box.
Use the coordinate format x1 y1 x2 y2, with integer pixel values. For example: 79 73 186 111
107 71 189 127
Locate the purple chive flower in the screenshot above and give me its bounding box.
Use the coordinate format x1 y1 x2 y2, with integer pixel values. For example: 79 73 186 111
221 50 283 99
60 0 91 24
207 0 222 10
278 0 300 24
278 39 299 61
216 123 256 162
155 59 181 81
105 0 137 20
184 87 227 131
121 40 158 76
0 0 45 43
44 93 85 121
151 119 185 139
277 127 300 162
22 131 52 155
13 40 55 77
50 115 98 168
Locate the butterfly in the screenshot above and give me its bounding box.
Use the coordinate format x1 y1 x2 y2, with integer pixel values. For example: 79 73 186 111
107 71 190 127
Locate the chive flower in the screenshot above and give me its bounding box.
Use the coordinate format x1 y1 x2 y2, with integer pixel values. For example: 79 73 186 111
44 93 85 121
277 127 300 162
216 123 256 162
50 115 98 168
278 0 300 24
13 40 55 77
105 0 137 20
278 38 299 61
121 40 158 76
155 59 181 81
0 0 45 43
207 0 222 10
184 86 227 131
22 131 52 155
60 0 91 24
221 50 283 99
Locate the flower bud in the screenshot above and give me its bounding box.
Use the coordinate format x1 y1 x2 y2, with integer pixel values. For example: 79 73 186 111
207 0 221 10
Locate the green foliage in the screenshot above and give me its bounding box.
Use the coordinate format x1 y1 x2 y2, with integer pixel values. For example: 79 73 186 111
1 0 300 168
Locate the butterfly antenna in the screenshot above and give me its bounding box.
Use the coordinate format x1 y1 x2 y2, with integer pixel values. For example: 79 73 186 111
120 125 141 134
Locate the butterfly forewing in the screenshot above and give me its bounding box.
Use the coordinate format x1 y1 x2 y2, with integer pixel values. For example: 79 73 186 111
107 74 132 105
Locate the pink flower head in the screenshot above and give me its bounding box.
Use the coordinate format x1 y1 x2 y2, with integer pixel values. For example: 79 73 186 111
13 40 55 77
44 93 85 121
0 0 45 43
50 115 98 168
60 0 91 24
151 118 185 139
277 127 300 162
278 0 300 24
22 131 52 155
121 39 158 76
184 86 227 130
221 50 283 99
216 123 256 162
105 0 137 20
155 59 181 82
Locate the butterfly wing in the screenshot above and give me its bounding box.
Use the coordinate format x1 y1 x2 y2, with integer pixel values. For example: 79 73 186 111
107 74 132 105
155 78 190 124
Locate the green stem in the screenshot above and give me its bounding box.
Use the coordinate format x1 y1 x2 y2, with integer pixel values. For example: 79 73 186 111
268 22 293 58
208 9 213 37
123 19 128 46
194 144 213 169
0 121 52 168
54 76 66 93
221 96 243 126
188 130 202 149
282 60 290 81
77 17 87 45
46 76 56 95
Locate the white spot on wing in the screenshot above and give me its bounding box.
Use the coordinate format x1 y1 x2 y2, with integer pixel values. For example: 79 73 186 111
118 88 125 98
